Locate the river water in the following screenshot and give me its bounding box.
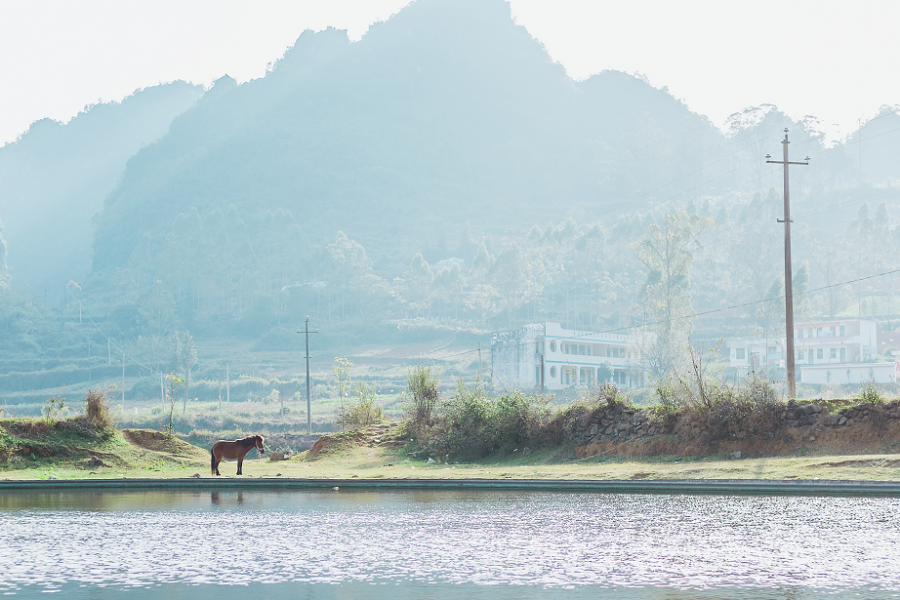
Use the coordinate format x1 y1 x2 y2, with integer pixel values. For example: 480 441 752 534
1 489 899 599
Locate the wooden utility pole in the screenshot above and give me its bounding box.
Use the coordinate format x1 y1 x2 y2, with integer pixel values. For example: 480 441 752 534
766 128 809 398
298 317 318 435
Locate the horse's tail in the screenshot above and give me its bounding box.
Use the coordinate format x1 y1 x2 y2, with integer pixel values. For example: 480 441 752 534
210 448 216 475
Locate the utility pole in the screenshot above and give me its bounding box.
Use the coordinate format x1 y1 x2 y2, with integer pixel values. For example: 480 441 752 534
766 128 809 398
122 353 126 411
298 317 318 435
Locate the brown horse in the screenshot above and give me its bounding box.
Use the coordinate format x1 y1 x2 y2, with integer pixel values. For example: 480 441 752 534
211 435 266 476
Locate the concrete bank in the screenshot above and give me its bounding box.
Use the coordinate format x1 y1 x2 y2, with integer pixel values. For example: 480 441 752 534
2 478 900 497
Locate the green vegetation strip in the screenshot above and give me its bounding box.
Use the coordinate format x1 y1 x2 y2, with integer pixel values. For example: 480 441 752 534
2 478 900 497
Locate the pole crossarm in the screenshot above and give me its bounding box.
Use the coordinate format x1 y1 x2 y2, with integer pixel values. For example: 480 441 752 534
766 160 809 166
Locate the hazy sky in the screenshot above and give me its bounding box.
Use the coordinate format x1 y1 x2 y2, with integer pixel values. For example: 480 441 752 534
1 0 899 146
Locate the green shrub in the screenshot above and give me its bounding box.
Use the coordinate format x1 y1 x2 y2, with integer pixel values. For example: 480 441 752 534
413 380 551 461
858 379 884 405
653 345 782 440
337 382 384 430
403 362 439 425
84 389 114 431
42 391 67 425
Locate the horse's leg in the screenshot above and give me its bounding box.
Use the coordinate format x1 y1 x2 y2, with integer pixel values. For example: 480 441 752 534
237 456 243 475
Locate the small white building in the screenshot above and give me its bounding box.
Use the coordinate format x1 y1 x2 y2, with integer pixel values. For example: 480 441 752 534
491 322 645 391
726 337 784 378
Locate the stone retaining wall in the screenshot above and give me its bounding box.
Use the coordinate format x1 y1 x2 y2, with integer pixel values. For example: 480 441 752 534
575 399 900 458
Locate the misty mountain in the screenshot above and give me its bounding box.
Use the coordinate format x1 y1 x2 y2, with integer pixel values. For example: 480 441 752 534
0 81 204 297
91 0 720 279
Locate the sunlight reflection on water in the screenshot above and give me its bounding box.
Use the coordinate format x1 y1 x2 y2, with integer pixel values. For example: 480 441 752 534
1 490 899 598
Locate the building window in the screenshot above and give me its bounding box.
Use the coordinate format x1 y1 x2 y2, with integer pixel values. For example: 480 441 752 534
550 366 557 378
798 349 805 360
579 345 585 355
830 348 837 359
840 348 846 362
736 348 746 360
549 341 557 352
535 367 540 382
840 325 845 337
817 348 823 359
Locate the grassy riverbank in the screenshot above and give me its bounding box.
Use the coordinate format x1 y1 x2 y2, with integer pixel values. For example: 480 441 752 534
3 422 900 482
5 376 900 483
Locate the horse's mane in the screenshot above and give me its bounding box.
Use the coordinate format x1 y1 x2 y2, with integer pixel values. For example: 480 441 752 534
234 435 263 447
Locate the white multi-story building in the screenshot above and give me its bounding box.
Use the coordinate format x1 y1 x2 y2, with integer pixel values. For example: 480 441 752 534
793 319 877 365
726 319 896 383
491 322 645 391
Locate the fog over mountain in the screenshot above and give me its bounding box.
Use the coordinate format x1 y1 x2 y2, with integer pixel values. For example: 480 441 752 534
91 0 719 279
0 81 203 296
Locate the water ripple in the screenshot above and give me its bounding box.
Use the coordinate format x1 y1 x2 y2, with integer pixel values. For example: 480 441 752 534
0 490 898 595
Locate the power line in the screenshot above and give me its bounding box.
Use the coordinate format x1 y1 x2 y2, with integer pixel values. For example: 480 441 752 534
585 266 900 338
66 289 163 378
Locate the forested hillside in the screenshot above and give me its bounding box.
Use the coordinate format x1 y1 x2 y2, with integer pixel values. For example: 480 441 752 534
0 81 204 297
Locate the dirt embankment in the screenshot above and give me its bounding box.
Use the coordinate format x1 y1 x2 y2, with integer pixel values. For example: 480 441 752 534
0 422 211 471
1 419 113 461
575 400 900 459
306 423 404 459
178 431 319 454
121 429 209 462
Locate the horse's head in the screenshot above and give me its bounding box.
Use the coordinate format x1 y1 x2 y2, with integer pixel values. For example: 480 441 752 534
255 435 266 454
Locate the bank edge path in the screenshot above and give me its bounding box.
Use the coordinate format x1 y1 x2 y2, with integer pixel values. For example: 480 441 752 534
2 478 900 497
